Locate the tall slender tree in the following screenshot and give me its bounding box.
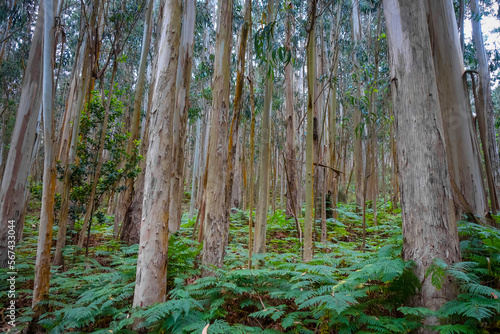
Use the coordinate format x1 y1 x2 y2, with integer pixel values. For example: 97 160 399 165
352 0 363 208
426 0 488 219
470 0 500 212
284 1 299 220
201 0 233 275
132 0 182 307
169 0 196 233
114 0 155 238
33 0 57 311
0 0 45 267
254 0 274 255
304 0 317 262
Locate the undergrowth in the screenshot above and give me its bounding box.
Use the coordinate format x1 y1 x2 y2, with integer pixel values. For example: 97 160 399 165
1 203 500 333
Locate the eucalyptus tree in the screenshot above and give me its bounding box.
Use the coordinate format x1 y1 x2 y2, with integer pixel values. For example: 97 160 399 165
427 1 488 220
470 0 500 213
114 0 155 238
169 0 196 232
352 0 363 208
303 0 317 262
226 0 252 217
0 0 44 268
133 0 181 307
284 0 299 220
33 0 57 312
253 0 275 256
201 0 233 274
384 0 461 329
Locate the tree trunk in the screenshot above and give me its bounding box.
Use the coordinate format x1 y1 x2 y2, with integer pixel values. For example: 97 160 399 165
253 0 274 255
0 0 44 267
169 0 196 233
389 105 398 210
54 11 94 265
426 0 488 219
470 0 500 212
226 0 251 214
458 0 465 52
120 0 165 245
33 0 57 311
114 0 155 237
247 39 256 268
201 0 233 275
327 0 341 226
285 14 299 217
304 0 317 263
132 0 181 308
189 116 203 219
384 0 461 329
352 0 363 208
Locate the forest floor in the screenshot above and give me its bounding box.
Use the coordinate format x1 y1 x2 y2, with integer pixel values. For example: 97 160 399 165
1 199 500 333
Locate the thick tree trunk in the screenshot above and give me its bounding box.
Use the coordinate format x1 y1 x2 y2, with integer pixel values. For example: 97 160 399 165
426 0 488 219
0 0 44 267
132 0 181 307
253 0 274 255
384 0 461 330
33 0 57 311
470 0 500 211
201 0 233 275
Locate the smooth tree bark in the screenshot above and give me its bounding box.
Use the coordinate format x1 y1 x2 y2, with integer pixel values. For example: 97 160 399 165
470 0 500 210
189 117 202 218
352 0 363 208
384 0 461 329
426 0 488 219
201 0 233 275
114 0 154 238
0 0 44 267
327 1 342 222
247 32 256 269
304 0 317 263
226 0 251 214
120 0 166 245
253 0 274 255
33 0 57 310
169 0 196 233
284 1 299 220
133 0 181 307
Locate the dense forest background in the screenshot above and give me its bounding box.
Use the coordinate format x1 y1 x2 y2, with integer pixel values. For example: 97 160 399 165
2 0 500 333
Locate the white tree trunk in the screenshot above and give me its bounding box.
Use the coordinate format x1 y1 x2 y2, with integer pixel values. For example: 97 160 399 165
33 0 57 310
132 0 182 307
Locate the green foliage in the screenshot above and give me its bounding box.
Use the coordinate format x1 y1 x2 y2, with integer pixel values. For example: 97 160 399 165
9 201 500 333
58 89 142 228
